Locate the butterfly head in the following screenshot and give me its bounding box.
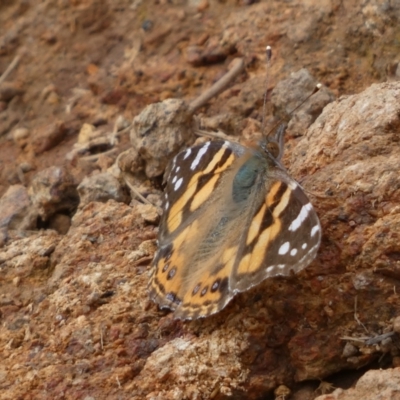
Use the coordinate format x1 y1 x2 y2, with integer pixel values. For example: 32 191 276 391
260 123 287 161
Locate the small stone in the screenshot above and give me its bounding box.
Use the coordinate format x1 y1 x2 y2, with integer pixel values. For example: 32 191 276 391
117 148 144 175
96 154 114 171
47 213 71 235
40 30 57 44
77 123 98 144
46 91 60 105
0 82 24 102
31 122 66 154
18 162 33 173
0 184 35 231
136 203 159 224
130 99 193 178
393 316 400 334
128 240 157 262
141 20 153 32
274 384 291 398
323 305 334 317
28 166 79 221
197 0 209 12
40 84 57 100
186 45 203 66
380 337 393 353
12 127 29 148
146 193 162 208
77 172 129 207
114 115 130 132
342 342 358 358
393 357 400 367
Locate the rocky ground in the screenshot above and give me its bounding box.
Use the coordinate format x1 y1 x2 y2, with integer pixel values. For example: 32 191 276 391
1 1 400 399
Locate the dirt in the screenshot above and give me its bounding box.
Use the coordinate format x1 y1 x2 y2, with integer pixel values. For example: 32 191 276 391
1 1 400 399
1 0 399 197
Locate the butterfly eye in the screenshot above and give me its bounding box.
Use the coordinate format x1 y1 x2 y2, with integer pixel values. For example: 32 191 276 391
263 123 286 160
265 141 281 160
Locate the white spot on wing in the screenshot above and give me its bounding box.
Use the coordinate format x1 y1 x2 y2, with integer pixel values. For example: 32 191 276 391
297 242 320 265
191 142 210 170
290 248 298 256
311 224 320 237
278 242 290 255
183 148 191 160
174 177 183 191
289 203 312 231
171 175 177 184
302 243 308 250
289 181 298 190
165 201 169 209
176 166 180 173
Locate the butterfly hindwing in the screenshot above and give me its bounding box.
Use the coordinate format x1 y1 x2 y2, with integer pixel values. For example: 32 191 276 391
232 172 321 292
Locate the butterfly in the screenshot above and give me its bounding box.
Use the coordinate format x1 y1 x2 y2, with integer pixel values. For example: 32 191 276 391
148 124 321 320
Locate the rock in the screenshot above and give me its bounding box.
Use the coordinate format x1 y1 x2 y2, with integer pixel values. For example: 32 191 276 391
77 172 129 207
0 81 24 102
77 123 98 144
0 108 21 137
18 162 33 173
274 385 291 399
5 0 400 397
135 203 159 224
314 368 400 400
31 121 67 154
28 166 79 222
117 148 144 176
2 75 400 400
271 68 335 136
12 127 29 148
290 81 400 272
130 99 194 178
186 37 231 67
114 115 130 132
0 229 60 317
393 316 400 334
47 213 71 235
132 335 248 398
0 184 36 233
197 0 209 12
342 342 358 358
127 239 156 263
291 384 316 400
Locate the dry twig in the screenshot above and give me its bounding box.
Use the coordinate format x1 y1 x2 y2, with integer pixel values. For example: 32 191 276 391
0 54 21 86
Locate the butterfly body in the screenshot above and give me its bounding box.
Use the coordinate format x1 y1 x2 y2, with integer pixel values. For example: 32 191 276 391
149 132 321 320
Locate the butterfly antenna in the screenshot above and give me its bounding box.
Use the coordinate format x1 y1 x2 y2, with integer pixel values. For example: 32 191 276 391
261 45 272 136
289 83 322 115
267 83 322 139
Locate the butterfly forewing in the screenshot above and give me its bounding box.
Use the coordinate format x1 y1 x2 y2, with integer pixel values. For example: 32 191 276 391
149 141 245 316
149 138 321 320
